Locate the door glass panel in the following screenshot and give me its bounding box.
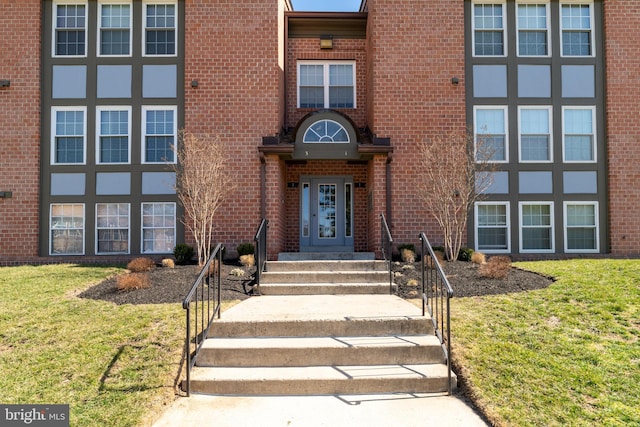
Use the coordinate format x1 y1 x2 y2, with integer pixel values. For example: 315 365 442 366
318 184 336 238
301 182 310 237
345 183 352 237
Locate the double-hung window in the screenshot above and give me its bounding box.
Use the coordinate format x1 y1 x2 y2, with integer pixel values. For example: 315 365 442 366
520 202 554 252
97 107 131 164
475 202 510 252
54 1 87 57
96 203 130 254
141 202 175 253
519 107 552 162
98 1 132 56
473 2 506 56
561 2 593 56
298 62 355 109
50 204 84 255
563 107 596 162
517 2 549 56
564 202 598 252
51 107 86 165
474 107 508 162
144 1 177 56
142 106 177 163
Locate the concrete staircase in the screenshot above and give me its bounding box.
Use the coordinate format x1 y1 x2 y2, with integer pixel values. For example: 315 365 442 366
186 258 456 396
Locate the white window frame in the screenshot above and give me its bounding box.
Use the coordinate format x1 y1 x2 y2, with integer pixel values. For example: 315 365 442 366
52 0 88 58
141 202 176 254
96 106 132 165
142 106 178 164
475 201 511 253
560 1 595 57
562 106 597 163
143 0 178 57
96 203 130 255
472 0 507 57
519 202 555 253
297 61 357 109
474 106 509 163
97 0 132 57
518 106 553 163
50 203 85 255
516 1 551 57
51 106 87 165
563 201 599 253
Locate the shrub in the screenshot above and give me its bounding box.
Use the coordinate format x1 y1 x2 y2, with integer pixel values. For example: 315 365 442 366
479 256 512 279
457 247 474 262
116 273 151 291
471 251 486 265
239 254 255 267
127 257 156 273
207 259 220 275
161 258 175 268
397 243 415 253
401 248 416 263
230 268 245 277
173 244 194 265
236 243 255 257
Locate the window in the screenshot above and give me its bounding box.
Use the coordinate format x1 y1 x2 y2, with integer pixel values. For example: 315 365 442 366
473 2 505 56
298 62 355 108
143 106 177 163
141 202 175 253
98 2 132 56
474 107 508 162
517 2 549 56
519 107 552 162
50 204 84 255
563 107 596 162
54 1 86 57
144 1 177 56
561 2 593 56
96 203 130 254
564 202 598 252
476 203 510 252
520 202 554 252
51 107 86 165
97 107 131 164
303 120 350 143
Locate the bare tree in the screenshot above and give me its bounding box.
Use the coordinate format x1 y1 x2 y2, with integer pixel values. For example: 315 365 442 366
418 130 496 261
172 131 235 265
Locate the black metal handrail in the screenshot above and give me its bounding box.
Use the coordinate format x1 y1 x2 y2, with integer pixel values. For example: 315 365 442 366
254 218 268 287
380 213 393 294
419 232 454 395
182 243 224 396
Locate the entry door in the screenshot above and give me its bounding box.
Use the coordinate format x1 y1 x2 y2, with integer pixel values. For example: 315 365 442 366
300 177 354 251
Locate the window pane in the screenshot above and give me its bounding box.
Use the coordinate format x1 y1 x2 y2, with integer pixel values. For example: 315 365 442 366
299 87 324 108
475 31 504 56
146 4 176 55
522 228 552 250
328 87 354 108
518 4 546 29
99 110 129 163
567 204 595 226
477 109 505 134
54 110 84 164
56 4 86 56
562 4 591 56
478 228 507 249
145 109 175 162
51 204 84 255
100 4 130 55
478 204 506 226
142 203 175 253
519 31 547 56
96 203 129 254
567 228 596 250
300 65 323 86
562 31 591 56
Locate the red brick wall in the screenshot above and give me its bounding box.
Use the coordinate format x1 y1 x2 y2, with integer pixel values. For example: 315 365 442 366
0 1 41 260
366 0 466 249
604 1 640 256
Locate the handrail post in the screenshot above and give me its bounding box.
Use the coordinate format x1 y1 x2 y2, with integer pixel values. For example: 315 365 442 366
254 218 268 288
380 213 393 294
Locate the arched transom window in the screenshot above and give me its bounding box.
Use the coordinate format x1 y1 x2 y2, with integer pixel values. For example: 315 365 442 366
303 119 350 143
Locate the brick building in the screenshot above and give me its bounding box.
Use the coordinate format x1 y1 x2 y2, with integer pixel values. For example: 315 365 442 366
0 0 638 264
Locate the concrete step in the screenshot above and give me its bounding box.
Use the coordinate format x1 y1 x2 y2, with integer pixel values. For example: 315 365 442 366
196 335 445 367
278 252 375 261
265 260 388 272
258 282 393 295
260 270 390 284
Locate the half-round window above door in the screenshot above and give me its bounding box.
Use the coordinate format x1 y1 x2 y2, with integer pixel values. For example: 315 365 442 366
303 119 350 143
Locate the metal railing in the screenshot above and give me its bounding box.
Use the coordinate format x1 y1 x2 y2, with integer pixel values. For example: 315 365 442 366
419 232 454 395
254 218 268 287
181 243 224 396
380 213 394 294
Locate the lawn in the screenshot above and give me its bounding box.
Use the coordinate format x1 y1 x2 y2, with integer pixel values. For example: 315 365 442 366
452 259 640 427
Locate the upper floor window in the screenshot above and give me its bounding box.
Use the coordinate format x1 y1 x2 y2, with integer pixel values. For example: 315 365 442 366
517 2 549 56
142 106 177 163
563 106 596 162
144 1 177 56
298 62 355 109
473 2 506 56
303 120 350 143
98 1 132 56
51 107 86 165
96 107 131 164
561 2 593 56
54 2 87 57
474 106 508 163
519 106 552 162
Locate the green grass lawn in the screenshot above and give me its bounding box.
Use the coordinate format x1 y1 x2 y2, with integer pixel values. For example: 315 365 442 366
452 259 640 427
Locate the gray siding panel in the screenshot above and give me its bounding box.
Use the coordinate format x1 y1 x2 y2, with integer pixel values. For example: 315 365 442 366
96 172 131 195
518 65 551 98
51 173 86 195
473 65 507 98
52 66 86 99
97 65 132 98
519 171 553 194
143 65 177 98
562 65 595 98
563 171 597 194
142 172 176 195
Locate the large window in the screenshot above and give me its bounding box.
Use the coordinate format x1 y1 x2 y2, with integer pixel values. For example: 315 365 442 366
143 106 177 163
54 1 87 57
98 1 132 56
561 2 593 56
519 107 552 162
96 203 130 254
475 202 510 252
97 107 130 164
473 2 506 56
51 107 86 165
517 2 549 56
50 204 84 255
520 202 554 252
475 107 508 162
564 202 598 252
563 107 596 162
144 1 177 56
141 202 175 253
298 62 355 109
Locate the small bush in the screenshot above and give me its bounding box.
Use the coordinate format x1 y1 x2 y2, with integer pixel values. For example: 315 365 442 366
407 279 419 287
239 254 255 267
127 257 156 273
479 256 512 279
401 248 416 263
230 268 245 277
236 243 255 257
397 243 415 253
173 244 194 265
457 247 474 262
424 251 445 269
471 251 486 265
116 273 151 292
161 258 175 268
207 259 220 275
